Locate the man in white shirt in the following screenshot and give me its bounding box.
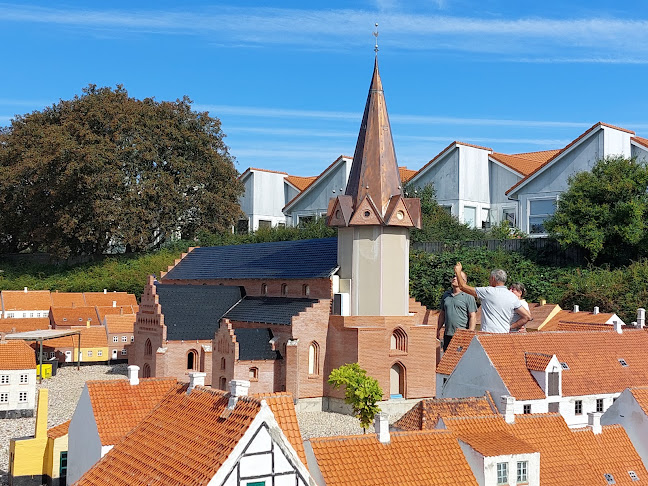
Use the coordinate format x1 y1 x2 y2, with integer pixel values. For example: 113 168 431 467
453 262 532 333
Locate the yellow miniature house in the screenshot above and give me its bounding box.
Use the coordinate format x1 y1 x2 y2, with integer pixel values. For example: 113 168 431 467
9 389 69 486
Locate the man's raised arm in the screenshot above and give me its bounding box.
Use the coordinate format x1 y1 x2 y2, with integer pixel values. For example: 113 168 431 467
454 262 477 298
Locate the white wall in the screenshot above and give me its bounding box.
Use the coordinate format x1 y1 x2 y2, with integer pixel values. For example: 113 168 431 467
483 453 540 486
67 386 103 485
632 143 648 163
0 369 36 413
239 170 290 231
409 147 459 210
601 389 648 471
4 309 49 318
516 393 619 428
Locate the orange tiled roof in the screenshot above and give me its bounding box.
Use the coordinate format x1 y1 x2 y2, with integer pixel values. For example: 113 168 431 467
629 386 648 416
556 322 617 332
104 315 135 334
525 303 561 331
283 155 351 211
490 152 545 176
42 326 108 349
475 330 648 399
83 292 137 308
86 377 178 446
524 352 553 371
309 429 478 486
542 309 619 331
398 166 417 183
254 392 307 467
95 305 138 322
285 175 317 191
48 420 70 439
511 149 562 163
50 307 100 327
632 136 648 149
436 329 479 375
0 317 50 333
458 429 536 456
2 290 52 311
443 413 647 485
77 386 269 486
394 394 498 431
0 340 37 369
50 292 85 307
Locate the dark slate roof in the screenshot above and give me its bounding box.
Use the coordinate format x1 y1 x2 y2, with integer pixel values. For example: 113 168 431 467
155 283 243 341
223 297 319 326
235 328 281 361
162 237 338 280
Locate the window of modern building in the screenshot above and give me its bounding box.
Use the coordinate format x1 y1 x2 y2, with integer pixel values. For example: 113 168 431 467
529 198 556 234
258 220 271 229
464 206 476 228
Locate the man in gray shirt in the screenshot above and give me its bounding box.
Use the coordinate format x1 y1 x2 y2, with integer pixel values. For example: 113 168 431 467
437 270 477 351
453 262 532 333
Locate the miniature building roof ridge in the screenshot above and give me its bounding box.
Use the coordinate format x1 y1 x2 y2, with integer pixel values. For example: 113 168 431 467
631 136 648 149
489 152 546 177
0 339 37 369
238 167 289 180
457 430 538 456
47 420 70 439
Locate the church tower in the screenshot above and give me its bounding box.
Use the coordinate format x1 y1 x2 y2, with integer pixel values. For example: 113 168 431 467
327 57 421 316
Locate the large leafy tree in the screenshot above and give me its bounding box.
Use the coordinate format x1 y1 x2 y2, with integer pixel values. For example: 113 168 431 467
0 85 243 257
545 156 648 264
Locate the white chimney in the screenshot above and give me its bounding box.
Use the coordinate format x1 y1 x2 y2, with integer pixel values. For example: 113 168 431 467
638 308 645 329
593 306 599 315
375 412 390 444
187 372 206 394
501 395 516 424
112 300 117 308
227 380 250 409
23 287 28 293
613 320 623 334
127 365 140 385
103 289 107 294
588 412 602 435
573 305 579 313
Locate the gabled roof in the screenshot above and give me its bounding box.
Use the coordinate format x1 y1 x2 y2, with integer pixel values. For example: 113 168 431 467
2 290 52 311
224 297 318 326
96 305 138 321
48 420 70 439
50 292 85 307
506 122 635 196
309 429 478 486
0 317 50 334
541 309 623 331
83 292 137 308
511 149 562 163
77 386 304 486
632 136 648 149
235 328 281 360
443 413 647 485
49 307 100 327
398 166 417 183
285 174 317 191
489 152 545 176
394 394 498 431
85 377 179 446
42 326 108 348
436 329 479 375
0 339 37 369
472 330 648 399
104 315 136 334
458 429 536 456
161 238 338 281
525 352 554 371
410 141 493 185
524 303 562 331
283 155 351 212
628 386 648 416
155 284 243 341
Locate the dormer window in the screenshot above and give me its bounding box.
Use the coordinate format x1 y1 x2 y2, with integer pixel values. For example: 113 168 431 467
629 471 639 481
605 473 616 485
560 362 569 370
618 358 628 367
547 371 560 396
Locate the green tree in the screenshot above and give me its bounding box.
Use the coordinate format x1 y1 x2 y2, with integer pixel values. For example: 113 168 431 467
544 156 648 264
0 85 243 257
404 183 485 242
328 363 382 432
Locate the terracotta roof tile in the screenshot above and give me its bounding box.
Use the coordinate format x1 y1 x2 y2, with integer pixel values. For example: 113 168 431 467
285 175 317 191
436 329 479 375
394 394 497 431
633 136 648 149
309 430 478 486
629 386 648 416
50 307 100 327
458 429 536 456
96 306 138 321
103 315 136 334
475 331 648 399
490 152 545 176
0 317 50 333
76 386 267 486
50 292 86 307
511 149 562 163
42 326 108 349
556 322 617 332
2 290 52 311
542 309 620 331
86 377 178 445
48 420 70 439
524 352 553 371
82 292 137 308
254 392 307 467
0 339 37 369
525 303 561 331
283 155 351 211
398 167 417 183
443 413 647 486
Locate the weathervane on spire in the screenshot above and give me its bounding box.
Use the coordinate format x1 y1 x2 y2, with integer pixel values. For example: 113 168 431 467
373 23 379 54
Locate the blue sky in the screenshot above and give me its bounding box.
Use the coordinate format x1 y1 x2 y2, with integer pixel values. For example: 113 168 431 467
1 1 648 176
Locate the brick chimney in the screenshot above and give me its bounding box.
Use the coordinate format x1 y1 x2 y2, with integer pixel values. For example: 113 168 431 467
375 412 390 444
127 365 140 385
588 412 602 434
501 395 516 424
187 372 206 394
637 308 645 329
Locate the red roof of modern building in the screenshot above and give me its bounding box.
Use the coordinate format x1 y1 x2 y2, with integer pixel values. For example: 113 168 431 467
490 152 546 176
285 175 317 191
309 429 478 486
0 339 37 369
632 136 648 149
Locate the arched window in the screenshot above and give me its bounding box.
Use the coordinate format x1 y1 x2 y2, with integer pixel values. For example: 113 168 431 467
390 328 408 353
390 362 406 398
308 341 320 375
187 349 198 370
249 367 259 381
221 357 226 370
302 284 310 296
144 339 152 356
281 283 288 296
261 283 268 296
143 363 151 378
219 377 227 391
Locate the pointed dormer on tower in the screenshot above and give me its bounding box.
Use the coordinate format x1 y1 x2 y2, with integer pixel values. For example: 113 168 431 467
328 57 421 317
